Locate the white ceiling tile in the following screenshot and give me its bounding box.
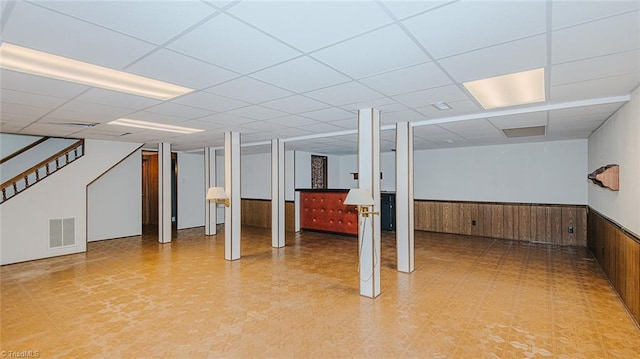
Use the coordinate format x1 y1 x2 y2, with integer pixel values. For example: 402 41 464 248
197 113 256 126
488 112 548 129
392 85 470 107
126 49 239 90
2 2 155 68
380 109 426 124
438 35 547 82
552 11 640 64
300 107 355 122
50 100 133 119
343 97 401 113
0 113 39 125
225 105 288 121
228 1 394 52
549 103 624 121
205 77 292 103
181 119 226 131
438 119 503 138
403 1 546 58
0 89 68 109
552 1 640 30
266 116 320 127
145 103 214 120
360 62 452 95
20 122 82 137
549 117 605 131
328 118 358 130
381 1 453 19
291 122 346 133
38 1 217 45
74 89 161 110
551 50 640 86
0 70 89 99
305 82 384 107
311 25 429 79
271 128 314 138
235 120 287 132
173 92 249 112
168 13 301 74
415 100 480 118
262 95 330 113
550 73 639 102
0 102 52 118
250 56 350 93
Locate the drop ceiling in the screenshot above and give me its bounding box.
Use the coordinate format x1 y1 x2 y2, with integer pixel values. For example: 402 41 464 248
1 0 638 155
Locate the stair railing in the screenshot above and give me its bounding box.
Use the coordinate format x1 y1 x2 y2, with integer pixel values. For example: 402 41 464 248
1 139 84 204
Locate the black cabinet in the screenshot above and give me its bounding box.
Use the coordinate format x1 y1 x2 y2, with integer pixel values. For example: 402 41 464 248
381 192 396 231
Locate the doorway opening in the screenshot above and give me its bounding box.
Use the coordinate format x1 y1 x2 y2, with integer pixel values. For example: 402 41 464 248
142 151 178 234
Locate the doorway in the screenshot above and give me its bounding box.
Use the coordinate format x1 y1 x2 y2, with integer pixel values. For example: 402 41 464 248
142 151 178 233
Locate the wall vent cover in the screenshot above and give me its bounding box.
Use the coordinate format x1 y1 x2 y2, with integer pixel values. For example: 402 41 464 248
49 218 75 248
502 125 546 138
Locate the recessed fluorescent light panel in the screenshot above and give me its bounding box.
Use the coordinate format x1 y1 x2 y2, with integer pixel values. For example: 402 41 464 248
464 68 545 109
109 118 204 134
0 43 193 100
431 101 452 111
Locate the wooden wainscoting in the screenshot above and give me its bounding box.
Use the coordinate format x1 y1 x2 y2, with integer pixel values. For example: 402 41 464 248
241 198 271 229
415 200 587 246
240 199 295 232
588 209 640 324
285 201 295 232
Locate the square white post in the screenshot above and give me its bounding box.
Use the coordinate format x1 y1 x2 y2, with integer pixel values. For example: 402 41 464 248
272 139 285 248
204 147 217 236
225 132 241 260
357 108 381 298
396 122 414 273
158 142 171 243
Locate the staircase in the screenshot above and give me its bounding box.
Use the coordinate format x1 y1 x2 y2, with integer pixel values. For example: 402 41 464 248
1 139 84 204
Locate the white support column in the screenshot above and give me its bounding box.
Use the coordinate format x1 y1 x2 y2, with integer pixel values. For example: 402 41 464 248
225 132 241 261
158 142 172 243
204 147 217 236
271 139 285 248
396 122 415 273
357 108 381 298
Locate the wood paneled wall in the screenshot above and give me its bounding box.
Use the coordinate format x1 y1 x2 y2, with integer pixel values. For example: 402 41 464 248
285 201 295 232
588 209 640 324
240 199 296 232
241 199 270 229
415 200 587 246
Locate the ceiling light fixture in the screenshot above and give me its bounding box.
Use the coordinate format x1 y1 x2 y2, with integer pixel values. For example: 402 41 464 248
0 43 193 100
431 101 452 111
108 118 204 134
463 68 545 109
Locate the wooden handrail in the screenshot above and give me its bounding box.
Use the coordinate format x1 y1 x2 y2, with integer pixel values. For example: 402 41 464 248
0 136 50 165
1 139 84 190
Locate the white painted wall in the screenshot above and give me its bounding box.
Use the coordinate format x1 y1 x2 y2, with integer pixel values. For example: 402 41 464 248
588 88 640 235
338 152 396 191
0 137 77 182
87 150 141 242
285 150 294 201
0 133 42 157
241 152 271 199
413 140 588 204
177 152 205 229
0 139 141 265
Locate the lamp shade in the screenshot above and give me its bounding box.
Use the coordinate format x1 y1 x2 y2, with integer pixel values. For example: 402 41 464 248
344 188 374 206
206 186 227 200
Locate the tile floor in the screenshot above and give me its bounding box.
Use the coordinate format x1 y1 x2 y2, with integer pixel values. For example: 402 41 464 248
1 227 639 358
